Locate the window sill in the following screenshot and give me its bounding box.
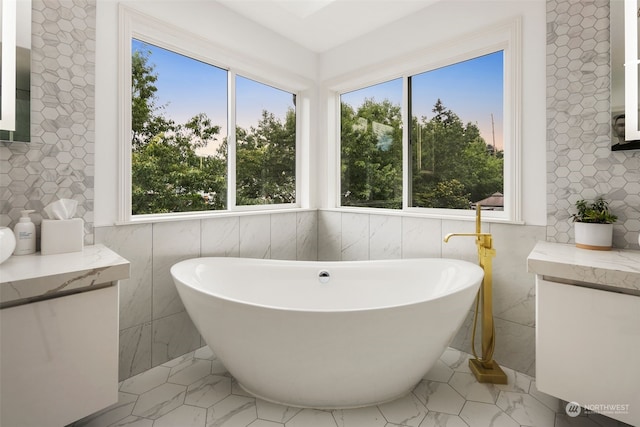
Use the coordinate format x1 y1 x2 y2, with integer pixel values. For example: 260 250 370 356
115 206 315 226
318 207 526 225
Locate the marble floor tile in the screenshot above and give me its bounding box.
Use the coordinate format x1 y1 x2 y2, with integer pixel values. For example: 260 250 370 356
185 375 232 408
419 411 469 427
285 409 337 427
106 415 153 427
413 381 466 415
448 371 501 404
496 391 555 426
422 359 454 383
459 401 520 427
377 392 427 427
131 383 187 419
71 346 632 427
256 399 302 424
153 405 207 427
207 395 257 427
119 365 170 395
332 405 387 427
167 358 213 386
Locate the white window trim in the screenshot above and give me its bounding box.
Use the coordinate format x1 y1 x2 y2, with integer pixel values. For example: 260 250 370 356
118 5 312 223
325 17 522 223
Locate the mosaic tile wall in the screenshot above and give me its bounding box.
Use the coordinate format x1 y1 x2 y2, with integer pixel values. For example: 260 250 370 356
0 0 96 245
547 0 640 249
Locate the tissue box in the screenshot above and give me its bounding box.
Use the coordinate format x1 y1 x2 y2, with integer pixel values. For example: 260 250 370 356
41 218 84 255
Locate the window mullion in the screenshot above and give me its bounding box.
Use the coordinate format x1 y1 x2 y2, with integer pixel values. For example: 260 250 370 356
403 75 410 210
227 71 237 210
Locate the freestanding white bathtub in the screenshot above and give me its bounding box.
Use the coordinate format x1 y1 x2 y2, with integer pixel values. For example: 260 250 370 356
171 257 483 409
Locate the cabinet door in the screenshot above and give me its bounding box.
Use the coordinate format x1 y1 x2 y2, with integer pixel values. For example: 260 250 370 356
0 285 119 427
536 277 640 426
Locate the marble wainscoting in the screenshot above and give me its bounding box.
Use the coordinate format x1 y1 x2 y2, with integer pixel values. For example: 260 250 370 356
95 211 318 381
317 210 545 376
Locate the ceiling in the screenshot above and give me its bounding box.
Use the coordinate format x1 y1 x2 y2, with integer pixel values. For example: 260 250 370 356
216 0 440 52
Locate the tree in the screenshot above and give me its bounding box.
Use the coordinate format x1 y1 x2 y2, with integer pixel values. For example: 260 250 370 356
235 109 296 205
411 99 503 209
340 99 403 209
131 49 173 149
130 47 226 214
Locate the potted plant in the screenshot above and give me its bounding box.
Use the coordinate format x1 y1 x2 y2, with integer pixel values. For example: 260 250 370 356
571 197 617 250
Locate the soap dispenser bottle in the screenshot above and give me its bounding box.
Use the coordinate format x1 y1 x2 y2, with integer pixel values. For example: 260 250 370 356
13 210 36 255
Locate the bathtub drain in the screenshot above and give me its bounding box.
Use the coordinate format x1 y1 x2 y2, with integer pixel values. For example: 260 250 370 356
318 270 330 284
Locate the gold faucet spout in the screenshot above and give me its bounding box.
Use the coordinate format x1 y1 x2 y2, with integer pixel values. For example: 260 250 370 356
443 232 491 243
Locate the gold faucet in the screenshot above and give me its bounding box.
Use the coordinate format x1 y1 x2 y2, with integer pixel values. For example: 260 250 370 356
444 204 507 384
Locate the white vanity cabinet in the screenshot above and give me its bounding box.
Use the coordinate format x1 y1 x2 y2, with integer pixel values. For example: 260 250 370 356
528 241 640 426
0 245 129 427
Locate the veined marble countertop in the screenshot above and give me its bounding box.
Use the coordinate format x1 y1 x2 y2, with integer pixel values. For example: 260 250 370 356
527 241 640 293
0 244 130 307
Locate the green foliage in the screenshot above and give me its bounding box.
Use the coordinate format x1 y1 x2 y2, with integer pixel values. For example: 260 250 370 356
411 99 503 209
236 109 296 205
571 197 617 224
130 46 296 215
413 179 470 209
340 99 403 209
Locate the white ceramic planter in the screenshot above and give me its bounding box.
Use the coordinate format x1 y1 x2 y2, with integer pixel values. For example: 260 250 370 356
574 222 613 250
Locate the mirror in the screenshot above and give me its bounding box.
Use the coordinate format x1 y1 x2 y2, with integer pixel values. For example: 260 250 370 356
0 0 30 142
611 0 640 150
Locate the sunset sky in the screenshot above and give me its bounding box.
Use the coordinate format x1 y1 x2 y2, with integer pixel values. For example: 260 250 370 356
133 40 503 152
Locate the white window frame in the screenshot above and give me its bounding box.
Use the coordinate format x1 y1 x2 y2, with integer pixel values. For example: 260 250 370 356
326 17 522 223
118 6 311 223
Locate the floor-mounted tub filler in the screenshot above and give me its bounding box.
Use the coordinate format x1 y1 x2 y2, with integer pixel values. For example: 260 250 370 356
171 257 483 409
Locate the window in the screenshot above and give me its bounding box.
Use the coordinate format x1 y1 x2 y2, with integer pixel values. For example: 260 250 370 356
410 51 504 210
338 53 505 212
340 79 403 209
235 76 296 205
335 19 520 221
131 39 228 215
120 10 303 221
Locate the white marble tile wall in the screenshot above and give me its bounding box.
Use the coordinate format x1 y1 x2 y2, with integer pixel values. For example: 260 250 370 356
318 211 342 261
239 215 271 259
271 213 297 260
95 211 317 381
296 211 318 261
153 220 201 319
401 217 442 259
369 214 401 260
201 217 240 257
341 212 370 260
316 210 545 376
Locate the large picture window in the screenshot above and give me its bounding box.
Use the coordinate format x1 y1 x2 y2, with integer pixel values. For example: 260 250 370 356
125 35 298 219
335 17 520 221
131 39 228 215
410 51 504 210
